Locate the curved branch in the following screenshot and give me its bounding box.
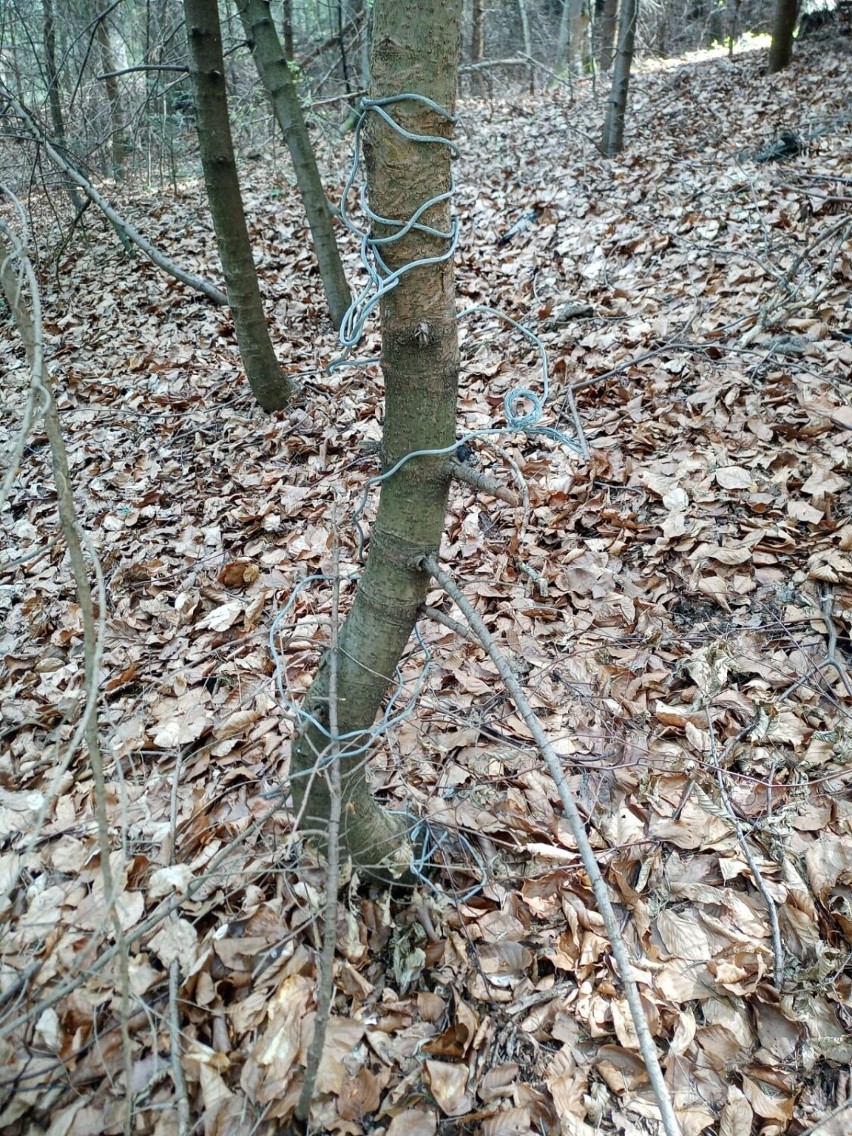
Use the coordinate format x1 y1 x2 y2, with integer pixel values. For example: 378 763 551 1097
1 85 228 305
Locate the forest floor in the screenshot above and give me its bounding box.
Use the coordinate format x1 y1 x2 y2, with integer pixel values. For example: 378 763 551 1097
2 32 852 1136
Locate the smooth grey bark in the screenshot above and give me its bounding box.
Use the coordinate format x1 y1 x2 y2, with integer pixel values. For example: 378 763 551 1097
1 82 227 304
557 0 594 74
281 0 294 59
43 0 85 210
237 0 351 330
768 0 797 71
184 0 294 411
517 0 535 91
470 0 485 91
600 0 637 156
289 0 463 881
95 11 127 181
598 0 620 71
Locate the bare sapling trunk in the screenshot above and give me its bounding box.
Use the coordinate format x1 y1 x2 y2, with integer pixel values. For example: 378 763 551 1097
517 0 535 92
184 0 295 411
237 0 351 330
470 0 486 93
768 0 797 72
600 0 638 155
288 0 462 880
598 0 620 71
557 0 594 75
43 0 84 211
95 11 127 181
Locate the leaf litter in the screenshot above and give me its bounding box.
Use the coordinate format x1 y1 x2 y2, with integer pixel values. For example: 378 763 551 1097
1 38 852 1136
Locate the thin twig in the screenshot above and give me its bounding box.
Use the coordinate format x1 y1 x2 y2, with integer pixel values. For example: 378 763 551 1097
797 1098 852 1136
168 753 191 1136
780 587 852 702
449 458 521 506
422 554 683 1136
419 603 479 643
704 709 785 984
0 214 133 1133
297 526 344 1123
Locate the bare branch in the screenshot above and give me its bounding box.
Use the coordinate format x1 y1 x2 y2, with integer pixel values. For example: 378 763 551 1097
0 87 228 305
422 554 684 1136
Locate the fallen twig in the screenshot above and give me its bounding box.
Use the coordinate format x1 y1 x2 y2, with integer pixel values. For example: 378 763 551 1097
780 587 852 703
297 527 344 1123
703 710 785 984
421 554 683 1136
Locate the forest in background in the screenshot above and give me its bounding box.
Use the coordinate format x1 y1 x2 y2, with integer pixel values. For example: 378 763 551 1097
1 2 851 1134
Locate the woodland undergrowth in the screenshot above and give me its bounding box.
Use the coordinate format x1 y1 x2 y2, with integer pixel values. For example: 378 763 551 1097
1 36 851 1136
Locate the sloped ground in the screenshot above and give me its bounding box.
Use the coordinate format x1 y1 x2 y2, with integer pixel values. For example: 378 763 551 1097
1 36 851 1136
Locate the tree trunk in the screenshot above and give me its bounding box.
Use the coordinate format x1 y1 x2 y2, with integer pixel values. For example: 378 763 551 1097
289 0 462 881
282 0 294 60
43 0 84 210
237 0 351 330
556 0 571 67
469 0 486 93
517 0 535 91
558 0 594 74
95 11 127 181
43 0 67 146
768 0 797 71
184 0 294 411
598 0 620 71
600 0 637 156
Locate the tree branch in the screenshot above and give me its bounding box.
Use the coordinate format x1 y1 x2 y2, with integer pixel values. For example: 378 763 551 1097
421 554 684 1136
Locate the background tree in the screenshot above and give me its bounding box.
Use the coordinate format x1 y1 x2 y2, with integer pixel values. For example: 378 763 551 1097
768 0 798 70
94 7 127 181
600 0 638 155
598 0 621 69
237 0 351 330
289 0 463 878
556 0 595 73
184 0 294 411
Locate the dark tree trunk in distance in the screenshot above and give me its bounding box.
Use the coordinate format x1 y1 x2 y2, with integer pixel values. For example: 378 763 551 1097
184 0 294 411
469 0 486 93
768 0 797 71
600 0 637 155
282 0 294 59
598 0 620 71
289 0 463 879
95 12 127 181
238 0 351 330
43 0 84 209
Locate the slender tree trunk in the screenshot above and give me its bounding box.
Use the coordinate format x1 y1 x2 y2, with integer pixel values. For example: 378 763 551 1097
358 0 371 87
43 0 84 210
237 0 351 329
556 0 571 67
184 0 294 411
282 0 294 59
768 0 797 72
517 0 535 91
289 0 463 880
471 0 485 61
600 0 637 155
95 12 126 181
558 0 593 73
571 0 594 73
598 0 619 71
43 0 67 146
470 0 486 93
